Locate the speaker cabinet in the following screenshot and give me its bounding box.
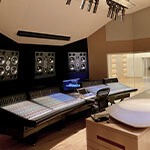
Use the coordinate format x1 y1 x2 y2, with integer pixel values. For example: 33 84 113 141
68 52 87 72
34 52 55 79
0 50 19 81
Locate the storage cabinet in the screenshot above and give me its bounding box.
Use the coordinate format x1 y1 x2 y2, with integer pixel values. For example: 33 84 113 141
86 116 150 150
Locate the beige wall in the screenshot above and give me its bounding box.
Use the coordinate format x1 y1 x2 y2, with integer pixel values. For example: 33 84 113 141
133 38 150 52
87 7 150 80
105 7 150 41
105 15 133 41
87 27 134 80
87 27 108 80
133 7 150 40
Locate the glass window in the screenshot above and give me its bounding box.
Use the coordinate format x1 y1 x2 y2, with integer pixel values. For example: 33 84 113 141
107 52 150 95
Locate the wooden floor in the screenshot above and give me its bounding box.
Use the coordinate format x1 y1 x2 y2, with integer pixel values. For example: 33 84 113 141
0 115 87 150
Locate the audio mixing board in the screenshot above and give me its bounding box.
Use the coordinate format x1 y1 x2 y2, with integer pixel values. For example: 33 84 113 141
0 92 87 139
86 84 108 94
106 82 137 95
0 78 138 140
2 100 53 122
32 92 85 112
86 82 137 96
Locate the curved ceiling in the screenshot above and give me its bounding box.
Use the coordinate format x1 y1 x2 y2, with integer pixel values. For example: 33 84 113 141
0 0 150 46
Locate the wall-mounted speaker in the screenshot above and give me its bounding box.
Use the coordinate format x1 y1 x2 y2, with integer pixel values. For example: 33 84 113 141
34 52 55 79
0 50 19 81
68 52 87 72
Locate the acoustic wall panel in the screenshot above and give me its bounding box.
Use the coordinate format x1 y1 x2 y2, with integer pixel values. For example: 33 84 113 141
68 52 87 72
34 51 55 79
0 50 19 81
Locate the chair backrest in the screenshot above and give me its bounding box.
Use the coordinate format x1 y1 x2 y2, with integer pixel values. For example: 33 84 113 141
95 88 110 112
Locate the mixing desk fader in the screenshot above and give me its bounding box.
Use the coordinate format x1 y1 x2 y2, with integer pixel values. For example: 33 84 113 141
2 100 54 125
106 82 137 95
32 92 85 113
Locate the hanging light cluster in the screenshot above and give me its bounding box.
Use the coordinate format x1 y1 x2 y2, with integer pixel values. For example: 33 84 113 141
106 0 127 21
66 0 135 21
66 0 100 13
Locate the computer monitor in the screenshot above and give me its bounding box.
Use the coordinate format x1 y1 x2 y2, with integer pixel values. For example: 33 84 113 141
62 78 81 92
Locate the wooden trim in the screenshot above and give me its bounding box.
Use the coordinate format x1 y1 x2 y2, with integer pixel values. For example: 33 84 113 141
97 135 125 150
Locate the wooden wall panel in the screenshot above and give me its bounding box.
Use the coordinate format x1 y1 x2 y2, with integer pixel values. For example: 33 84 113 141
133 38 150 52
106 40 133 53
87 26 134 80
87 27 108 80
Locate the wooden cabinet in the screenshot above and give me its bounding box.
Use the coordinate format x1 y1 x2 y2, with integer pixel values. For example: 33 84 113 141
86 116 150 150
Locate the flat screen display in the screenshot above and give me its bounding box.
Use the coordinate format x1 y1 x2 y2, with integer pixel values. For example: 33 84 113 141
62 78 81 92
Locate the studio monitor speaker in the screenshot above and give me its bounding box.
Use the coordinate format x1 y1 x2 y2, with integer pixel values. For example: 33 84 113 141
0 50 19 81
68 52 87 72
35 51 55 79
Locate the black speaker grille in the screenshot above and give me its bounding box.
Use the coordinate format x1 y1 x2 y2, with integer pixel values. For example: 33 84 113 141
68 52 87 72
34 51 56 79
0 50 19 81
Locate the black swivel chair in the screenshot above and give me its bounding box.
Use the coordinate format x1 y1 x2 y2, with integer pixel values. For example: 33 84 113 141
95 87 110 112
91 88 110 121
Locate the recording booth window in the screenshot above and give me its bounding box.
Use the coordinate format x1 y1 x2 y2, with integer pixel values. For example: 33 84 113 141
91 88 110 122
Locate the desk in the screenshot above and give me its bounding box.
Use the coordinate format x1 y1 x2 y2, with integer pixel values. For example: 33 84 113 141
86 114 150 150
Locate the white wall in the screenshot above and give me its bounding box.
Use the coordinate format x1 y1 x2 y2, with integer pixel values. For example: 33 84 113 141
126 54 143 77
107 53 150 78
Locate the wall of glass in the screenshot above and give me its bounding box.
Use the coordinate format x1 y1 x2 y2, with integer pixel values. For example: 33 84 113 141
107 52 150 95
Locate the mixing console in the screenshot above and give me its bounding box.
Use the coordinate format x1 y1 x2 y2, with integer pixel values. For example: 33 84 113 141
86 83 137 96
86 84 108 94
32 92 84 112
0 92 87 139
2 100 53 121
106 82 136 95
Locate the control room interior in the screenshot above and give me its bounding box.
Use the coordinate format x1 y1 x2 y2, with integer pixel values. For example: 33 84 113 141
1 0 150 150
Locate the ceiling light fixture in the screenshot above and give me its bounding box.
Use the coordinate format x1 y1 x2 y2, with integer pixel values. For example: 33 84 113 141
106 0 126 21
66 0 100 13
66 0 72 5
106 0 135 21
66 0 135 21
112 0 135 8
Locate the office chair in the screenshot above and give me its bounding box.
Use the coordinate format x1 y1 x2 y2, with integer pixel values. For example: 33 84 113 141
91 88 110 122
96 87 110 112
